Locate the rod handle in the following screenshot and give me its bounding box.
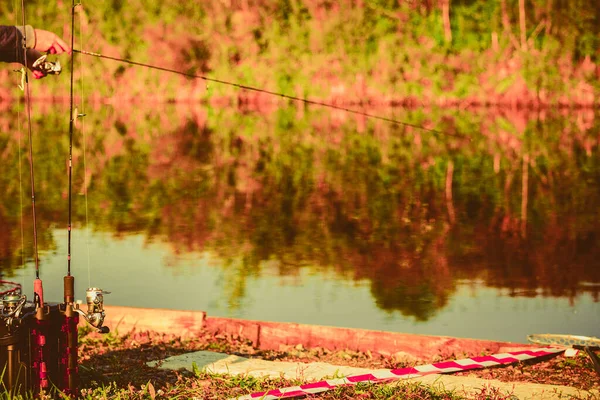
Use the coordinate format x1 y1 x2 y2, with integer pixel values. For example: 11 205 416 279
64 275 75 304
34 278 44 306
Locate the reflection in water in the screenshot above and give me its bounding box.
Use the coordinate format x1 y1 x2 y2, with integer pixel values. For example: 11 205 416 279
9 230 600 343
0 103 598 341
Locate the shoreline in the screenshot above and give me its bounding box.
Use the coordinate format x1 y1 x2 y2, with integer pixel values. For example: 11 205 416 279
2 93 600 110
98 305 536 360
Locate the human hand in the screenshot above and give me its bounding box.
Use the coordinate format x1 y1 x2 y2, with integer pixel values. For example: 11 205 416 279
33 29 71 55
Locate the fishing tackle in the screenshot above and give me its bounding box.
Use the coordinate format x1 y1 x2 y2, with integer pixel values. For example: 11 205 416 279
0 293 26 331
75 288 110 333
0 1 109 396
73 49 468 140
32 54 62 75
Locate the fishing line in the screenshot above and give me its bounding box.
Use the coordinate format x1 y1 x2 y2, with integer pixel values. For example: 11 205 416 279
73 49 466 139
77 4 92 288
17 75 25 287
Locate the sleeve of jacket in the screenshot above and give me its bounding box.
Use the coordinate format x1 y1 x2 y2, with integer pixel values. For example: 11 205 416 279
0 25 36 64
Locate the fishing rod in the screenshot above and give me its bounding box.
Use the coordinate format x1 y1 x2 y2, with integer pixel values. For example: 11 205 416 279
0 0 58 393
19 0 43 307
63 0 79 315
66 3 110 334
0 2 109 396
73 49 467 140
60 3 79 392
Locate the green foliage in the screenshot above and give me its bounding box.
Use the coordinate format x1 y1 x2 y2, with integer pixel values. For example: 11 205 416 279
191 361 201 377
452 1 501 53
4 0 600 103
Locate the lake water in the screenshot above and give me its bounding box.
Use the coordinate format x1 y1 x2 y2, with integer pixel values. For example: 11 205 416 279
1 103 598 344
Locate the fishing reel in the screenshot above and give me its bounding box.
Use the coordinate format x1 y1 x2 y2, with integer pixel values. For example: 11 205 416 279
0 293 27 331
75 288 110 334
32 54 62 75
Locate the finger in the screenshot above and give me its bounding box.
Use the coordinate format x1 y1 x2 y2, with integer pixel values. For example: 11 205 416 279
54 37 70 54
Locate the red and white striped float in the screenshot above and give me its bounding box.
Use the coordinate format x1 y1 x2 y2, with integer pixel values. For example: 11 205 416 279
235 347 564 400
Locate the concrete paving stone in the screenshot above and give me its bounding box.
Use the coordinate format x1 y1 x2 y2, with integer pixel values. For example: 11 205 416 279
147 350 381 379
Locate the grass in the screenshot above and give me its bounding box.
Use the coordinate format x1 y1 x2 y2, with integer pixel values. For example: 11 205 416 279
0 328 598 399
73 373 509 400
72 329 598 400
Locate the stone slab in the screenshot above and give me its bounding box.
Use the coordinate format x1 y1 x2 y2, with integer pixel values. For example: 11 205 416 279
147 350 386 380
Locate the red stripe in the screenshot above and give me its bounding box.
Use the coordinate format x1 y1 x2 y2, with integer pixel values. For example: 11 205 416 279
301 381 335 390
244 349 561 399
432 361 472 369
347 373 379 383
390 366 420 376
279 390 310 398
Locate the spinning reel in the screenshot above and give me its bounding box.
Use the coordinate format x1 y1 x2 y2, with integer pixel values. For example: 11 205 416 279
75 288 110 333
32 54 62 75
0 293 27 331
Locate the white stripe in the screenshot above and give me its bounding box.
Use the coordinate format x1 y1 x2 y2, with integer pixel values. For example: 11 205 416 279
478 360 501 367
415 365 443 373
233 395 278 400
453 359 482 366
326 377 350 386
371 370 399 380
279 386 302 394
235 348 565 399
400 373 424 379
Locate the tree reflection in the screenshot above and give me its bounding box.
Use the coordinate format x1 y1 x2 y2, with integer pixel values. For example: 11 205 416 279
0 104 598 319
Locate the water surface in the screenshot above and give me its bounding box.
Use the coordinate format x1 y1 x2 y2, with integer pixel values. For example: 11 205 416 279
1 104 598 343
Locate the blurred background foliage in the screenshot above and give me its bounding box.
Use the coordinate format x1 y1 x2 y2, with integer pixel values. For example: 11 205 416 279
0 0 599 105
